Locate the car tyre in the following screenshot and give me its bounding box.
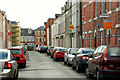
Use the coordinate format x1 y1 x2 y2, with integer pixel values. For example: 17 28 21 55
64 61 67 65
22 61 26 68
96 70 101 80
72 63 76 69
85 68 93 78
76 63 80 73
67 59 70 66
11 69 19 80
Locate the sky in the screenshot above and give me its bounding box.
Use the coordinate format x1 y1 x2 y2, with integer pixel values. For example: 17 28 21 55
0 0 67 30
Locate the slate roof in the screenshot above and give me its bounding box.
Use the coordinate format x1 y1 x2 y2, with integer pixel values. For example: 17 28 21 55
10 21 17 24
35 26 44 31
21 28 34 36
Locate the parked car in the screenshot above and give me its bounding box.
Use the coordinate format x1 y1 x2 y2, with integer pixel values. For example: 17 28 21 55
85 46 120 80
64 48 79 65
7 47 26 68
14 46 27 54
72 48 94 72
38 46 48 53
53 48 68 61
47 46 54 55
0 49 19 80
50 47 61 58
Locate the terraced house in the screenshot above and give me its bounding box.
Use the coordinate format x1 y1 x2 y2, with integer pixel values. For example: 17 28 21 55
0 10 12 49
21 28 35 48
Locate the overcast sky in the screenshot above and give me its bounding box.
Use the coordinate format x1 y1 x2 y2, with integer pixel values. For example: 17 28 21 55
0 0 67 30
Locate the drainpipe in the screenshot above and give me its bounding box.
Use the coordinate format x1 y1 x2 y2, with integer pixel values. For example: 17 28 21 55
80 1 82 48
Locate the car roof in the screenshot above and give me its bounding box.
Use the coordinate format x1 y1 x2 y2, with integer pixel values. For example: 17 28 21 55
7 47 21 49
0 49 10 52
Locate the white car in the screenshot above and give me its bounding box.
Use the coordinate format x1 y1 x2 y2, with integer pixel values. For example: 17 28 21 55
64 48 79 65
0 49 19 80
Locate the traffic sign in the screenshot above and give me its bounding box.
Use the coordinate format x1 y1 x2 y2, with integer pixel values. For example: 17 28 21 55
69 25 74 30
104 20 113 29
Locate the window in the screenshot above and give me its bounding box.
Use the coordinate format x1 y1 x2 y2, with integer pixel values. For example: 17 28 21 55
21 43 23 46
95 0 97 17
119 0 120 7
40 38 41 43
32 43 34 46
25 37 27 41
36 38 38 43
28 29 31 33
21 37 23 41
32 37 34 41
29 37 31 41
0 52 8 60
90 4 92 19
109 0 111 11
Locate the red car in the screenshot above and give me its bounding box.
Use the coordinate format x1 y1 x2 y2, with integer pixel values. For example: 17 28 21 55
86 46 120 80
53 48 68 61
7 47 26 67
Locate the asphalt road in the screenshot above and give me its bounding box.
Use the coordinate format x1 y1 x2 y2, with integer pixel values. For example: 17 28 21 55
18 51 90 80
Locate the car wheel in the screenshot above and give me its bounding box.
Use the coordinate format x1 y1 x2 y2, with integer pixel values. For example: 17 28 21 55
67 59 70 66
96 70 101 80
85 68 93 78
72 62 76 69
11 69 18 80
54 57 57 61
76 63 80 72
15 68 19 79
64 61 67 65
22 61 26 68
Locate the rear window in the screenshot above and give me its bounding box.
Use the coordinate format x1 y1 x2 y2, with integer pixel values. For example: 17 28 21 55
107 47 120 57
50 47 54 49
59 49 67 51
10 49 22 54
82 50 94 54
0 52 8 59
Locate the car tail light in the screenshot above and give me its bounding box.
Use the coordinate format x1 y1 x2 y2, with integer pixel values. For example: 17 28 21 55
4 62 12 69
53 50 55 53
48 49 50 51
82 56 86 59
103 49 107 63
82 56 89 60
20 55 24 58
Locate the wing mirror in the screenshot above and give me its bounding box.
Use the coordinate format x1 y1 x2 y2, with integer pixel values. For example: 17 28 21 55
65 53 68 55
72 53 76 56
88 54 92 58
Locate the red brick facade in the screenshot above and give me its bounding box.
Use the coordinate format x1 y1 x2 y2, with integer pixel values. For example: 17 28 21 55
45 18 54 46
82 1 120 48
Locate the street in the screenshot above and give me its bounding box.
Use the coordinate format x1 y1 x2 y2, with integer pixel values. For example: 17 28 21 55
18 51 89 80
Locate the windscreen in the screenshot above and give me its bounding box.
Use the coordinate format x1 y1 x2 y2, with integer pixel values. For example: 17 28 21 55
10 49 22 54
107 47 120 57
0 52 8 60
69 49 79 54
82 50 94 54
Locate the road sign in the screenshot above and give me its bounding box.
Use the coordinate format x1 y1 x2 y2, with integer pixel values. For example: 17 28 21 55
104 20 113 29
69 25 74 30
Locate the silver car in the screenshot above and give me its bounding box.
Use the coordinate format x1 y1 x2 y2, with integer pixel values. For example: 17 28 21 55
64 48 79 65
0 49 19 80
